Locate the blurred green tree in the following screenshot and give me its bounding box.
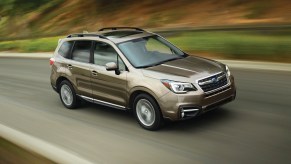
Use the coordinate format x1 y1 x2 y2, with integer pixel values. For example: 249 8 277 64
0 0 14 16
0 0 50 16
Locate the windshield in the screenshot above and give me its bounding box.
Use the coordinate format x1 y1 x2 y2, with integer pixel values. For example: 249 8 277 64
118 36 186 68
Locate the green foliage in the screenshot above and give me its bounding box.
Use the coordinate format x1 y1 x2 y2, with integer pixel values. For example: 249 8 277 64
0 0 14 16
36 0 64 14
168 31 291 58
0 31 290 62
0 36 59 52
0 0 51 16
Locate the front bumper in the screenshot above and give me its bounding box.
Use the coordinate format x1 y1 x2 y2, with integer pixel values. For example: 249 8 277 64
158 75 236 121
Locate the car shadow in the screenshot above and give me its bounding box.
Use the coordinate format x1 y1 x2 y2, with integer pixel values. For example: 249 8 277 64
78 100 134 119
75 100 235 131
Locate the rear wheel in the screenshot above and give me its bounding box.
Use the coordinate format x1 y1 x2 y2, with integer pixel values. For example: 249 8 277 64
59 80 78 109
133 94 163 130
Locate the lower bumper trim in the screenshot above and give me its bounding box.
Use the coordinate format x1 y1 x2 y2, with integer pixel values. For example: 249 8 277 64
178 92 236 120
180 107 201 119
202 94 235 113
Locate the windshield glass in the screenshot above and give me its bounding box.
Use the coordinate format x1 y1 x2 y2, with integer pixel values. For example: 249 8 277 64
118 36 186 68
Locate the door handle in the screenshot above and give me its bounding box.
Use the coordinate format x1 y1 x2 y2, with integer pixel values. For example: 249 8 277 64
67 64 73 69
91 70 98 76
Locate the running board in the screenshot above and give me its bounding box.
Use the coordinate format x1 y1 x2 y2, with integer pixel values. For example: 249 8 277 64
78 95 127 110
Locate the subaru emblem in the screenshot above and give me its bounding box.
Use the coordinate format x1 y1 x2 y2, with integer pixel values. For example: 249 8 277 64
211 77 218 83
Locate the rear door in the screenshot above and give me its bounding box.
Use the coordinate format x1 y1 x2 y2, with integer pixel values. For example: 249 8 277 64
66 40 93 98
90 41 127 108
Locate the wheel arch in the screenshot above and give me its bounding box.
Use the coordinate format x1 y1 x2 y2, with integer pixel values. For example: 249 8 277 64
56 76 76 93
128 87 161 110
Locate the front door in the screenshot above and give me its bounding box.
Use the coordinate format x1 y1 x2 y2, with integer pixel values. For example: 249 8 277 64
90 41 127 108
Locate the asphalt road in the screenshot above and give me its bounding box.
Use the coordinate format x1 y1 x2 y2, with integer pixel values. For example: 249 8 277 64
0 58 290 164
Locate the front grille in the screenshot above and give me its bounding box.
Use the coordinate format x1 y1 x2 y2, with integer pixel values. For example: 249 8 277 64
198 72 228 93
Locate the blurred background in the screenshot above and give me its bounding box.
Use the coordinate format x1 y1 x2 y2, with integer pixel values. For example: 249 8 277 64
0 1 291 163
0 0 290 62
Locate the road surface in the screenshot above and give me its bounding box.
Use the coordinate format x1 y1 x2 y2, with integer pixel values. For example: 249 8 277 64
0 58 290 163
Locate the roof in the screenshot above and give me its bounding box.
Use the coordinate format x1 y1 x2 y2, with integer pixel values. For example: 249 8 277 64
66 27 155 44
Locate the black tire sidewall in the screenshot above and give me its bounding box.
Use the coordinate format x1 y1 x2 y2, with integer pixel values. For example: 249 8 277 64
133 94 163 131
59 80 78 109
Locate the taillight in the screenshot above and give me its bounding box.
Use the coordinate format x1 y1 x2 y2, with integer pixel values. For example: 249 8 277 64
49 58 55 66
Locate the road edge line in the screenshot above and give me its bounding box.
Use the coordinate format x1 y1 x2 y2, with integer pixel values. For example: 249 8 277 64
0 124 94 164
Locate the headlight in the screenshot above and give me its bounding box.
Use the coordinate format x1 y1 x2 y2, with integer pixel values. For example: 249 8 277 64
225 65 231 76
161 80 197 94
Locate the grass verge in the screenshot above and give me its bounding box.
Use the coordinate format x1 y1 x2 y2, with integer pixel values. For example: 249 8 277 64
0 31 290 62
0 136 54 164
168 31 291 62
0 36 60 52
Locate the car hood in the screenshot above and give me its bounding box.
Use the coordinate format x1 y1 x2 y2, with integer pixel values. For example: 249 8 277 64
141 56 225 82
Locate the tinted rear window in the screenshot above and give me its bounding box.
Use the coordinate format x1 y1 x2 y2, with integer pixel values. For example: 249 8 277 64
58 41 73 58
72 41 92 63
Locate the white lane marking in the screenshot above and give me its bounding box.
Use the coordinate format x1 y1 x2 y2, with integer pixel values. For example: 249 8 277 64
0 124 94 164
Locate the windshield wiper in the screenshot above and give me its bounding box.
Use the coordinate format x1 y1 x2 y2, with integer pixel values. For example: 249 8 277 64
136 57 183 69
136 63 161 68
161 57 182 64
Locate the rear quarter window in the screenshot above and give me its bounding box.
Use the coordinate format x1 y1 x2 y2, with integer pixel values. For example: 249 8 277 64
58 41 73 58
72 41 92 63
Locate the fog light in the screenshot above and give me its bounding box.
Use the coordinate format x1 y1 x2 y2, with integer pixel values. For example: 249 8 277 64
181 111 185 118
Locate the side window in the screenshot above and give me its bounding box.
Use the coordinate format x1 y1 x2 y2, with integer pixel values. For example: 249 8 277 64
94 42 126 71
58 41 73 58
72 41 92 63
118 56 126 71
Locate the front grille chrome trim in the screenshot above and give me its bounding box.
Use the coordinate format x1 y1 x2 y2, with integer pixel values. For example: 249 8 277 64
196 72 230 95
198 73 226 86
195 72 223 84
204 83 230 95
182 109 199 112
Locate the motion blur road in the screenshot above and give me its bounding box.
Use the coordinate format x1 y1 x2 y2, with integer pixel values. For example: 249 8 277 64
0 58 290 163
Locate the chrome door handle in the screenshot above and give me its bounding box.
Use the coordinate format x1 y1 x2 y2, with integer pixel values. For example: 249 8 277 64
91 70 98 76
67 64 73 69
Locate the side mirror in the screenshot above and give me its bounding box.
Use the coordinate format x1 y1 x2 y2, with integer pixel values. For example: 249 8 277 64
105 62 120 75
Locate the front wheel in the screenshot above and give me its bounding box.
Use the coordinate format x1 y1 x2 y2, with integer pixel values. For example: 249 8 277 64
59 80 79 109
133 94 163 130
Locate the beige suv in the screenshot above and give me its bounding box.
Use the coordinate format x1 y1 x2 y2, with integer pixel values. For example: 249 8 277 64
50 27 236 130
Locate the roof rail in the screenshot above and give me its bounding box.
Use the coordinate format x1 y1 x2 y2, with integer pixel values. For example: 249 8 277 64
67 33 107 39
99 27 144 32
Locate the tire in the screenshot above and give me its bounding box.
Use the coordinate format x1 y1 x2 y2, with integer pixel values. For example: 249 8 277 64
59 80 79 109
133 94 163 130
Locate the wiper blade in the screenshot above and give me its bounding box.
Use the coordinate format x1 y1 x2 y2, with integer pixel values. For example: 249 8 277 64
160 57 182 64
136 57 182 69
137 63 161 68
